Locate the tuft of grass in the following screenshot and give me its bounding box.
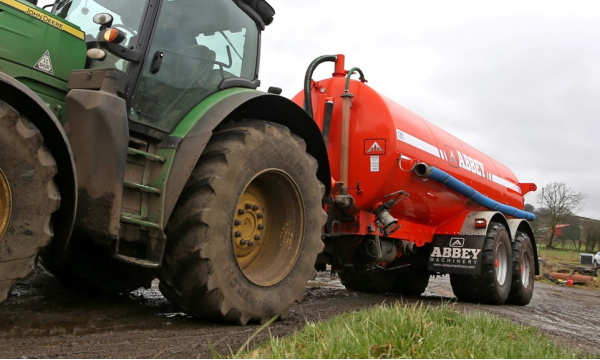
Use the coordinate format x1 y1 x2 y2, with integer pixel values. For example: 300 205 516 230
236 303 578 359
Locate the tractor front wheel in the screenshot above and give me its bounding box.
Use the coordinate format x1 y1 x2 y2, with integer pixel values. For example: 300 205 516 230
0 100 60 303
158 121 326 324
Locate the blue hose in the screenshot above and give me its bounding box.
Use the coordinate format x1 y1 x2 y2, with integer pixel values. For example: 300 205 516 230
417 164 536 221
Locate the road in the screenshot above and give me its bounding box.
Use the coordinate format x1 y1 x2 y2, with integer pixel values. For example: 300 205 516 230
0 267 598 358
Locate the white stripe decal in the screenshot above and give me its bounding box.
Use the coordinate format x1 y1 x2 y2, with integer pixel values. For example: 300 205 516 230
491 174 521 193
395 128 520 193
396 129 440 158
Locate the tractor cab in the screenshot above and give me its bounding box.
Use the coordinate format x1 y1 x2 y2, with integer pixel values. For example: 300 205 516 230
51 0 272 134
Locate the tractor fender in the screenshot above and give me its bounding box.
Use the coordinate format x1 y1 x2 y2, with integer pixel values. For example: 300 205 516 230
163 91 330 224
0 72 77 253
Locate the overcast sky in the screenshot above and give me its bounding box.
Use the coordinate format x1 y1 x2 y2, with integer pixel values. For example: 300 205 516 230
37 0 600 220
258 0 600 220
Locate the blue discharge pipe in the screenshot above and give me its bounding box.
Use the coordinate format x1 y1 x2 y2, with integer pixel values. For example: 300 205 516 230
414 163 536 221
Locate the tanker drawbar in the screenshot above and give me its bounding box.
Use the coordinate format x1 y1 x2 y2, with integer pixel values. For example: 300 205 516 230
294 54 538 305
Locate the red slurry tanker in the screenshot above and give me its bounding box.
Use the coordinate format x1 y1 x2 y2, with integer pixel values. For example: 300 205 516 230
0 0 536 325
294 54 537 306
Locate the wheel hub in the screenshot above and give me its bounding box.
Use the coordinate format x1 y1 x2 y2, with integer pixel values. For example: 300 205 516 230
233 193 265 268
521 250 531 287
0 167 12 240
495 242 508 286
231 170 304 287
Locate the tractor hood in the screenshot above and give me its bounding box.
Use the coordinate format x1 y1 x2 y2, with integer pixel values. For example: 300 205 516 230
0 0 86 86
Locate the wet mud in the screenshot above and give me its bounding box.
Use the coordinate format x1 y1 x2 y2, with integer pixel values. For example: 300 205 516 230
0 267 598 358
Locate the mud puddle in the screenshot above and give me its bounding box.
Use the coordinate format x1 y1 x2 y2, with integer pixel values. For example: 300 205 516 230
0 267 599 358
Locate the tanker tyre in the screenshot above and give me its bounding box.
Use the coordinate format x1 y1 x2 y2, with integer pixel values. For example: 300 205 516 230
158 121 326 325
0 101 60 303
449 273 475 302
339 267 397 294
507 232 535 305
396 271 430 296
339 266 429 296
450 222 512 304
39 240 155 296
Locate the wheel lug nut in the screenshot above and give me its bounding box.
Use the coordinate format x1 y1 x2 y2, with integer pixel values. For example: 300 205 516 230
258 224 264 230
234 220 242 226
257 213 264 219
245 203 252 209
254 235 261 240
238 209 245 215
240 240 247 245
248 241 255 246
252 205 259 211
235 231 242 237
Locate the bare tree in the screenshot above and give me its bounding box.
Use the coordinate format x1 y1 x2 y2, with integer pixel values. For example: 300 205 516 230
582 219 600 252
537 182 585 249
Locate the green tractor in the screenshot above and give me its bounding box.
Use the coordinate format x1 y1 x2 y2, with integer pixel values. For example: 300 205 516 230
0 0 329 324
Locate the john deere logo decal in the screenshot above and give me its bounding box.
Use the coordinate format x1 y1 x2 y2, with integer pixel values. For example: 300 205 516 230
34 50 54 75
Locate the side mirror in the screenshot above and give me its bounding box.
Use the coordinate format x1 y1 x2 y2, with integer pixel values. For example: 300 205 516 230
255 0 274 25
93 13 114 29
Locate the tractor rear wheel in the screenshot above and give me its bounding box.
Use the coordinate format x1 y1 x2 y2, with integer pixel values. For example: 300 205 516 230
507 231 535 305
158 121 326 324
0 100 60 303
450 222 512 304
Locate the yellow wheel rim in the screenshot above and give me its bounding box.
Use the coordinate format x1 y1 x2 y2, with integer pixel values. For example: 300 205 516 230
0 168 12 240
232 170 304 286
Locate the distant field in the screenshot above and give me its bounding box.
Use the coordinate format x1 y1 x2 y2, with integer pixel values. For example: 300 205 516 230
538 247 583 264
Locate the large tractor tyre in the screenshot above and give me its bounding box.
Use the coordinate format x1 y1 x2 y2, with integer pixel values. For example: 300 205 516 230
158 121 326 325
450 222 512 304
507 231 535 305
0 100 60 303
339 266 429 296
39 240 155 296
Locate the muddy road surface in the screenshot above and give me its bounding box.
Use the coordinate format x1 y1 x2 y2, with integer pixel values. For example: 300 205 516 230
1 267 598 358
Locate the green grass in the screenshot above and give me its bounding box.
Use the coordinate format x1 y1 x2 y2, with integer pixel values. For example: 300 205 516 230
538 247 583 264
235 303 577 359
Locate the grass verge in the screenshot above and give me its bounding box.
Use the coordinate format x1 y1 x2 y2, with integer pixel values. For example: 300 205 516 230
236 303 577 359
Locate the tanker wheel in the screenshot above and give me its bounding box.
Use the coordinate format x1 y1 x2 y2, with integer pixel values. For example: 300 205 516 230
450 222 512 304
339 266 398 294
39 239 155 296
0 100 60 303
507 231 535 305
340 267 429 296
158 121 326 325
